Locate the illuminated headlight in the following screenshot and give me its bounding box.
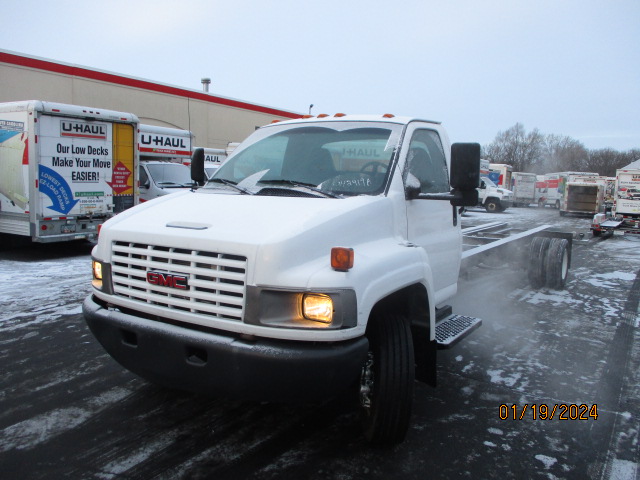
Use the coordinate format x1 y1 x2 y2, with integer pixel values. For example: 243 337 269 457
92 260 104 290
93 260 103 280
245 288 355 330
302 294 334 324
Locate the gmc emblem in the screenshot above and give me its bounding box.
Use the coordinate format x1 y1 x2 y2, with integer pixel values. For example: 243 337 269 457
146 271 189 290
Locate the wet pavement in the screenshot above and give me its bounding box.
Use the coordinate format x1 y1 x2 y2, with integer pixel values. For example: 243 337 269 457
1 207 639 479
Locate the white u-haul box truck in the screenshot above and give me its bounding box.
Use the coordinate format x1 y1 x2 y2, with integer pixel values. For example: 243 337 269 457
138 124 195 203
0 100 138 243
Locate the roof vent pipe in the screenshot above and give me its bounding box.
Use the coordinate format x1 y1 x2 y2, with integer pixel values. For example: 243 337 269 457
201 78 211 93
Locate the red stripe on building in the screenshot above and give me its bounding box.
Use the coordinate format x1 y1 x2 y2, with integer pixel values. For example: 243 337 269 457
0 51 300 119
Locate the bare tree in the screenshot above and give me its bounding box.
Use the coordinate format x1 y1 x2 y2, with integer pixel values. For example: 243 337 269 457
483 123 544 172
485 124 639 176
541 135 588 173
586 149 640 176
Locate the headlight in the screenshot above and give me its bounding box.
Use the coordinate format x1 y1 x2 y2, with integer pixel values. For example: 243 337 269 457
302 294 333 324
92 260 103 280
91 259 113 293
244 287 356 329
92 260 103 289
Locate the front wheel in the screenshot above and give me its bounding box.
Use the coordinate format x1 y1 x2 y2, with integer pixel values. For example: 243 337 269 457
360 313 415 446
485 199 500 212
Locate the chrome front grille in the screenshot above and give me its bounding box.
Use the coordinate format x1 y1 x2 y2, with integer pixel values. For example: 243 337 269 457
111 241 247 321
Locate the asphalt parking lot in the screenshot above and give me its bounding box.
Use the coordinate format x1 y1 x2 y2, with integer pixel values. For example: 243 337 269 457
1 206 639 479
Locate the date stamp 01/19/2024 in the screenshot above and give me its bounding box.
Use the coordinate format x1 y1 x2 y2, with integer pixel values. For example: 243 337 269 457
499 404 599 421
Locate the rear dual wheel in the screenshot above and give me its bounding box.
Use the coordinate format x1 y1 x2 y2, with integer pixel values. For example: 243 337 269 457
528 237 570 289
545 238 570 289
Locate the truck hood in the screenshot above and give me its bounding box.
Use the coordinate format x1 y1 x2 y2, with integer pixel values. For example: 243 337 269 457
99 189 400 285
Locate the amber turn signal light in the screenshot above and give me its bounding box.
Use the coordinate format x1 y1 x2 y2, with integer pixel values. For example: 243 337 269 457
331 247 354 271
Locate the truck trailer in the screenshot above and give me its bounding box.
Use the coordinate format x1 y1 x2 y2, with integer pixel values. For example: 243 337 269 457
0 100 138 243
591 161 640 236
538 171 599 209
511 171 537 207
489 163 513 188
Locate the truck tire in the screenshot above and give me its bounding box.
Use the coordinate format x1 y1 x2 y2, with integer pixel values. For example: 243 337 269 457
485 199 500 212
360 312 414 446
544 238 570 289
528 236 551 288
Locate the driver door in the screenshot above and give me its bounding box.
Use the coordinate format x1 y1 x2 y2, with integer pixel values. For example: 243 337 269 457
403 126 461 301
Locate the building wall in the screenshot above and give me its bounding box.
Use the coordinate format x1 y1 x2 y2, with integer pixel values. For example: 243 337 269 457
0 50 300 149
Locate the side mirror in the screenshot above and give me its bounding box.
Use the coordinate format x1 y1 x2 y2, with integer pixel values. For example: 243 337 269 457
449 143 480 206
191 148 206 186
480 180 486 189
450 143 480 191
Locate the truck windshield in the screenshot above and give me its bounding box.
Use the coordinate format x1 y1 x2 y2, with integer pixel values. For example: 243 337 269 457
481 176 497 188
146 163 194 187
207 122 403 197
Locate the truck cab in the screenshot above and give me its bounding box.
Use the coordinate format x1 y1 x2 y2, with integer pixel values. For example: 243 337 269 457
137 124 196 202
477 175 513 212
138 161 197 202
84 114 480 445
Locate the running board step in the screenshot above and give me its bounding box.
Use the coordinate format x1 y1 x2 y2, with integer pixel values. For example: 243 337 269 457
435 314 482 349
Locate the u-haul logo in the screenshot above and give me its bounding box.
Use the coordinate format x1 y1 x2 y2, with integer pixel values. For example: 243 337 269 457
60 121 107 139
146 271 189 290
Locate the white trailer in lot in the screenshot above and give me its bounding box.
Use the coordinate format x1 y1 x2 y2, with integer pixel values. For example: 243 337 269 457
592 161 640 236
489 163 513 188
0 100 138 243
511 172 537 206
538 171 599 209
560 181 604 216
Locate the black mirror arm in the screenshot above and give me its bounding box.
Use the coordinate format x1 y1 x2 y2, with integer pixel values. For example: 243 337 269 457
405 188 478 207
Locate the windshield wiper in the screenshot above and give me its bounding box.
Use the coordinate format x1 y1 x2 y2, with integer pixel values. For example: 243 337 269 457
208 178 254 195
158 181 196 187
258 179 341 198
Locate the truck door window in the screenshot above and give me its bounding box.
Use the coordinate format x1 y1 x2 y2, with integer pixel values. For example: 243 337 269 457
404 130 449 194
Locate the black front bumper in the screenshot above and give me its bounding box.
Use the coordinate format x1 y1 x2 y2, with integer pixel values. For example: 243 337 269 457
83 295 369 402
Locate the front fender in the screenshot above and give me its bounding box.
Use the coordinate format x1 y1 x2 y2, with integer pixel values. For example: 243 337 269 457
306 239 437 338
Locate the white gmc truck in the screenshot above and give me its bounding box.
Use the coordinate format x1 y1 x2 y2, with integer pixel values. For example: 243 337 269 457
84 114 486 445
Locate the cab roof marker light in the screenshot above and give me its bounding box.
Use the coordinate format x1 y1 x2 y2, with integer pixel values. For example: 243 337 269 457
331 247 354 272
301 114 314 119
383 113 395 118
317 114 329 118
271 119 281 123
334 113 346 117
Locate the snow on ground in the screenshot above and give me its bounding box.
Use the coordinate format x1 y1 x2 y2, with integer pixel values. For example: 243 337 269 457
0 247 92 330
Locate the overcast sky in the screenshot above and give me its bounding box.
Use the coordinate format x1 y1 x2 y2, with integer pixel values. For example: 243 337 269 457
2 0 639 151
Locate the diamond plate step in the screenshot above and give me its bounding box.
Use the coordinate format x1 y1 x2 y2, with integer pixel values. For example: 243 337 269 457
435 314 482 349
